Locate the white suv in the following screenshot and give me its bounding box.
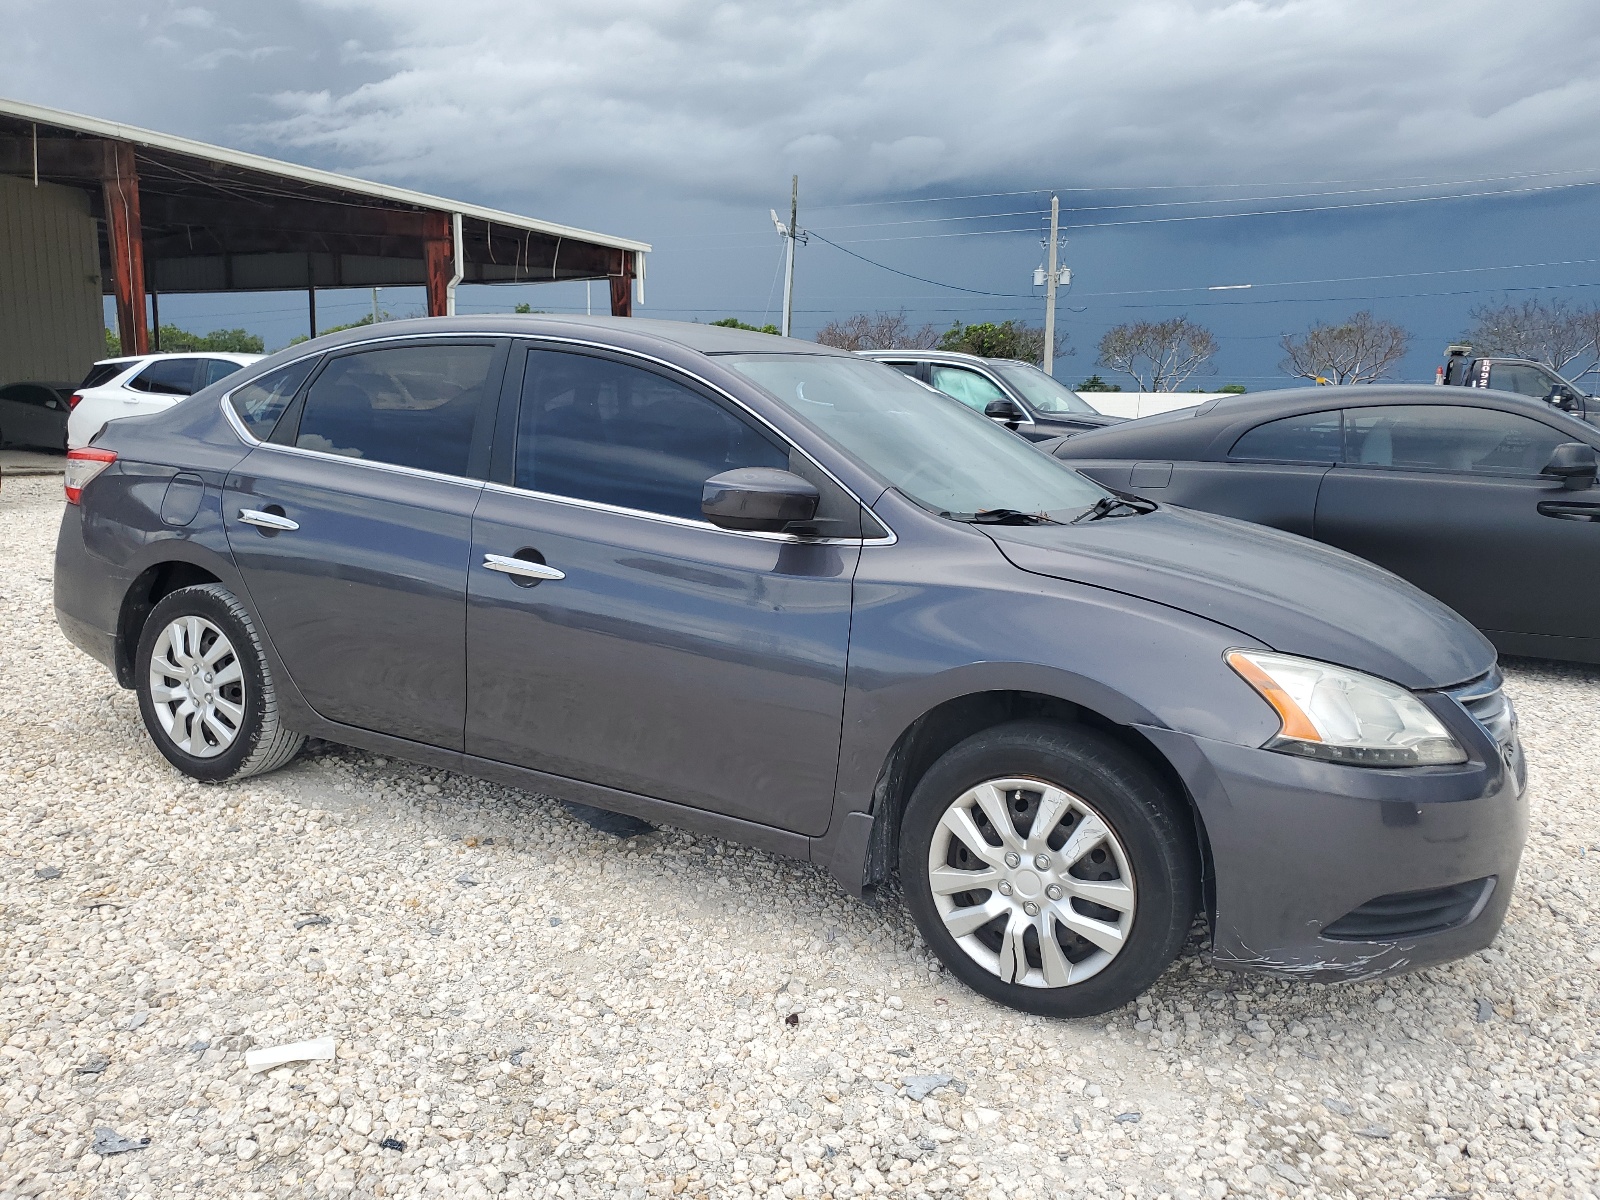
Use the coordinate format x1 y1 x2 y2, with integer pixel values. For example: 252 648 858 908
68 353 263 449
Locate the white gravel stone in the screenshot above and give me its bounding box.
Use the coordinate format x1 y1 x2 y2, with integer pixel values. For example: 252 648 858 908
4 473 1600 1199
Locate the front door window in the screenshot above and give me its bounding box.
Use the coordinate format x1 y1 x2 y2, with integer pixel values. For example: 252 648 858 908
928 365 1010 412
1342 405 1567 475
1488 363 1562 401
514 349 789 519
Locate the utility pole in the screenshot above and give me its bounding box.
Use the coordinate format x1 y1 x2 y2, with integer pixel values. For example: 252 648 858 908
773 175 800 337
371 287 379 326
1044 193 1060 375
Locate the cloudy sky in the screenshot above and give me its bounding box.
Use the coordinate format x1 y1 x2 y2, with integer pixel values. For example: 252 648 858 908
10 0 1600 384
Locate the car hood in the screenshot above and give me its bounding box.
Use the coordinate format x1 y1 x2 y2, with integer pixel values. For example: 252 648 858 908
1040 411 1124 429
985 506 1495 690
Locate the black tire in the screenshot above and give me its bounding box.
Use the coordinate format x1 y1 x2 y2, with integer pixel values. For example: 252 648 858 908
900 719 1198 1018
135 583 305 783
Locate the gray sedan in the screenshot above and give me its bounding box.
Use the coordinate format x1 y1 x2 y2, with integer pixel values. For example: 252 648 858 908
55 317 1526 1017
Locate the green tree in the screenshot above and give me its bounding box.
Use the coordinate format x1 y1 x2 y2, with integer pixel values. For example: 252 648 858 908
711 317 781 335
286 312 390 347
103 328 121 356
156 325 265 353
1076 373 1121 392
937 320 1066 367
1220 384 1248 394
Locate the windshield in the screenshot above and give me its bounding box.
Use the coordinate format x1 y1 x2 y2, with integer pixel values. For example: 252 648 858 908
990 361 1098 414
723 354 1108 521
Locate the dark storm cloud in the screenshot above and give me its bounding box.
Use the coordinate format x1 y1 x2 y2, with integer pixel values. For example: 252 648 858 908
10 0 1600 381
252 0 1600 207
10 0 1600 208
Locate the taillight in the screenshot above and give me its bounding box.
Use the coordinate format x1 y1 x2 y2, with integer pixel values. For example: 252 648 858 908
64 448 117 504
68 392 84 410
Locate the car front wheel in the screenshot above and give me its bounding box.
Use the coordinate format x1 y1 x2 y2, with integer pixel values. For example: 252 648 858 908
135 583 305 782
900 720 1198 1018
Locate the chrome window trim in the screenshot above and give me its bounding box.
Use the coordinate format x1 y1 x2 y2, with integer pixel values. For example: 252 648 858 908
478 479 892 546
219 330 898 545
241 438 488 490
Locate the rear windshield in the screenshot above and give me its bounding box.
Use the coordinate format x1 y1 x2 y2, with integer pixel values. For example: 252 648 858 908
723 354 1107 521
80 361 135 389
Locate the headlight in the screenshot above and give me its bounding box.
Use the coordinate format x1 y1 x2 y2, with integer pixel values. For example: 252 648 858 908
1226 650 1467 767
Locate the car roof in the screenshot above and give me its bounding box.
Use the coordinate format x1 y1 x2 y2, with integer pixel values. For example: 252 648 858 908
0 381 73 391
858 349 994 367
92 352 264 367
285 314 854 359
1053 383 1600 460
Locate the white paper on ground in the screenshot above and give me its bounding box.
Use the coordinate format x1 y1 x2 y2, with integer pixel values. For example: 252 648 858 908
244 1037 337 1072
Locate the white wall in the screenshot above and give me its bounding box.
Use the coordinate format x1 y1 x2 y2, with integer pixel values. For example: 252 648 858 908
1077 392 1234 419
0 175 105 385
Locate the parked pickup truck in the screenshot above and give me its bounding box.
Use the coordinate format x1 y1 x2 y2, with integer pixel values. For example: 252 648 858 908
1439 344 1596 423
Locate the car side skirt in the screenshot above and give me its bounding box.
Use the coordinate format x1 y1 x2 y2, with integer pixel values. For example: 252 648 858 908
277 709 815 867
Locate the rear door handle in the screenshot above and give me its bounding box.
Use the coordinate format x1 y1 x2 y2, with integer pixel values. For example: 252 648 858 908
238 508 299 531
1537 501 1600 522
484 553 565 581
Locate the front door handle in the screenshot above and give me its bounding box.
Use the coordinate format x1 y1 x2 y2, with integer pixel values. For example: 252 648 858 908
1537 500 1600 522
238 508 300 531
484 553 565 582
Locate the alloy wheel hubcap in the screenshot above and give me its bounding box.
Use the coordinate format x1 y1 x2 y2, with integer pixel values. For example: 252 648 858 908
927 777 1137 989
147 616 245 759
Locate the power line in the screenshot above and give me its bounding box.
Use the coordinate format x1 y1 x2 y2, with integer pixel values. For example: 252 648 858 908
806 230 1036 297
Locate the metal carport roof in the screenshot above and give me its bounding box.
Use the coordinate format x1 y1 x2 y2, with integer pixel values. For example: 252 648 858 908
0 96 650 354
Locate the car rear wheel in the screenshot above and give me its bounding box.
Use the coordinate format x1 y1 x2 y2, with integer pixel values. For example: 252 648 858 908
135 583 305 782
900 720 1198 1017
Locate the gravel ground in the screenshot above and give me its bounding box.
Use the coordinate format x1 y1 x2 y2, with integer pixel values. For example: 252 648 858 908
3 473 1598 1200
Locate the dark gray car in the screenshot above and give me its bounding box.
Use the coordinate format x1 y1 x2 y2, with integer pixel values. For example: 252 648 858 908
857 349 1124 438
55 316 1526 1018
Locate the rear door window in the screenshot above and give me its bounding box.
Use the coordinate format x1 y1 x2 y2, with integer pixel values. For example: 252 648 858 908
128 358 203 396
1343 405 1569 475
515 348 789 521
202 358 247 387
227 360 317 440
1229 410 1343 462
293 343 498 477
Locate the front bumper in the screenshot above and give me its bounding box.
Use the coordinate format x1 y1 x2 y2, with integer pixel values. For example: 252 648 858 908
1140 699 1527 982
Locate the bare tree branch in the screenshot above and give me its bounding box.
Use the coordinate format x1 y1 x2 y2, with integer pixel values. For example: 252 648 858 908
1096 318 1218 391
815 310 941 351
1461 298 1600 380
1279 311 1410 385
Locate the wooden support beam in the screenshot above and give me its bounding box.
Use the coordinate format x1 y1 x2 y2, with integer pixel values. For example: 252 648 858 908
610 251 634 318
101 141 148 356
423 213 453 318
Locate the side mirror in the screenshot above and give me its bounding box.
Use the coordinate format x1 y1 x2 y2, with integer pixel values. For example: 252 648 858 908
1542 442 1597 490
701 468 820 532
984 398 1024 424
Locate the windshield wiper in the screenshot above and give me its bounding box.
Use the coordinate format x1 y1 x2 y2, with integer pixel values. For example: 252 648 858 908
964 508 1060 526
1070 495 1158 524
